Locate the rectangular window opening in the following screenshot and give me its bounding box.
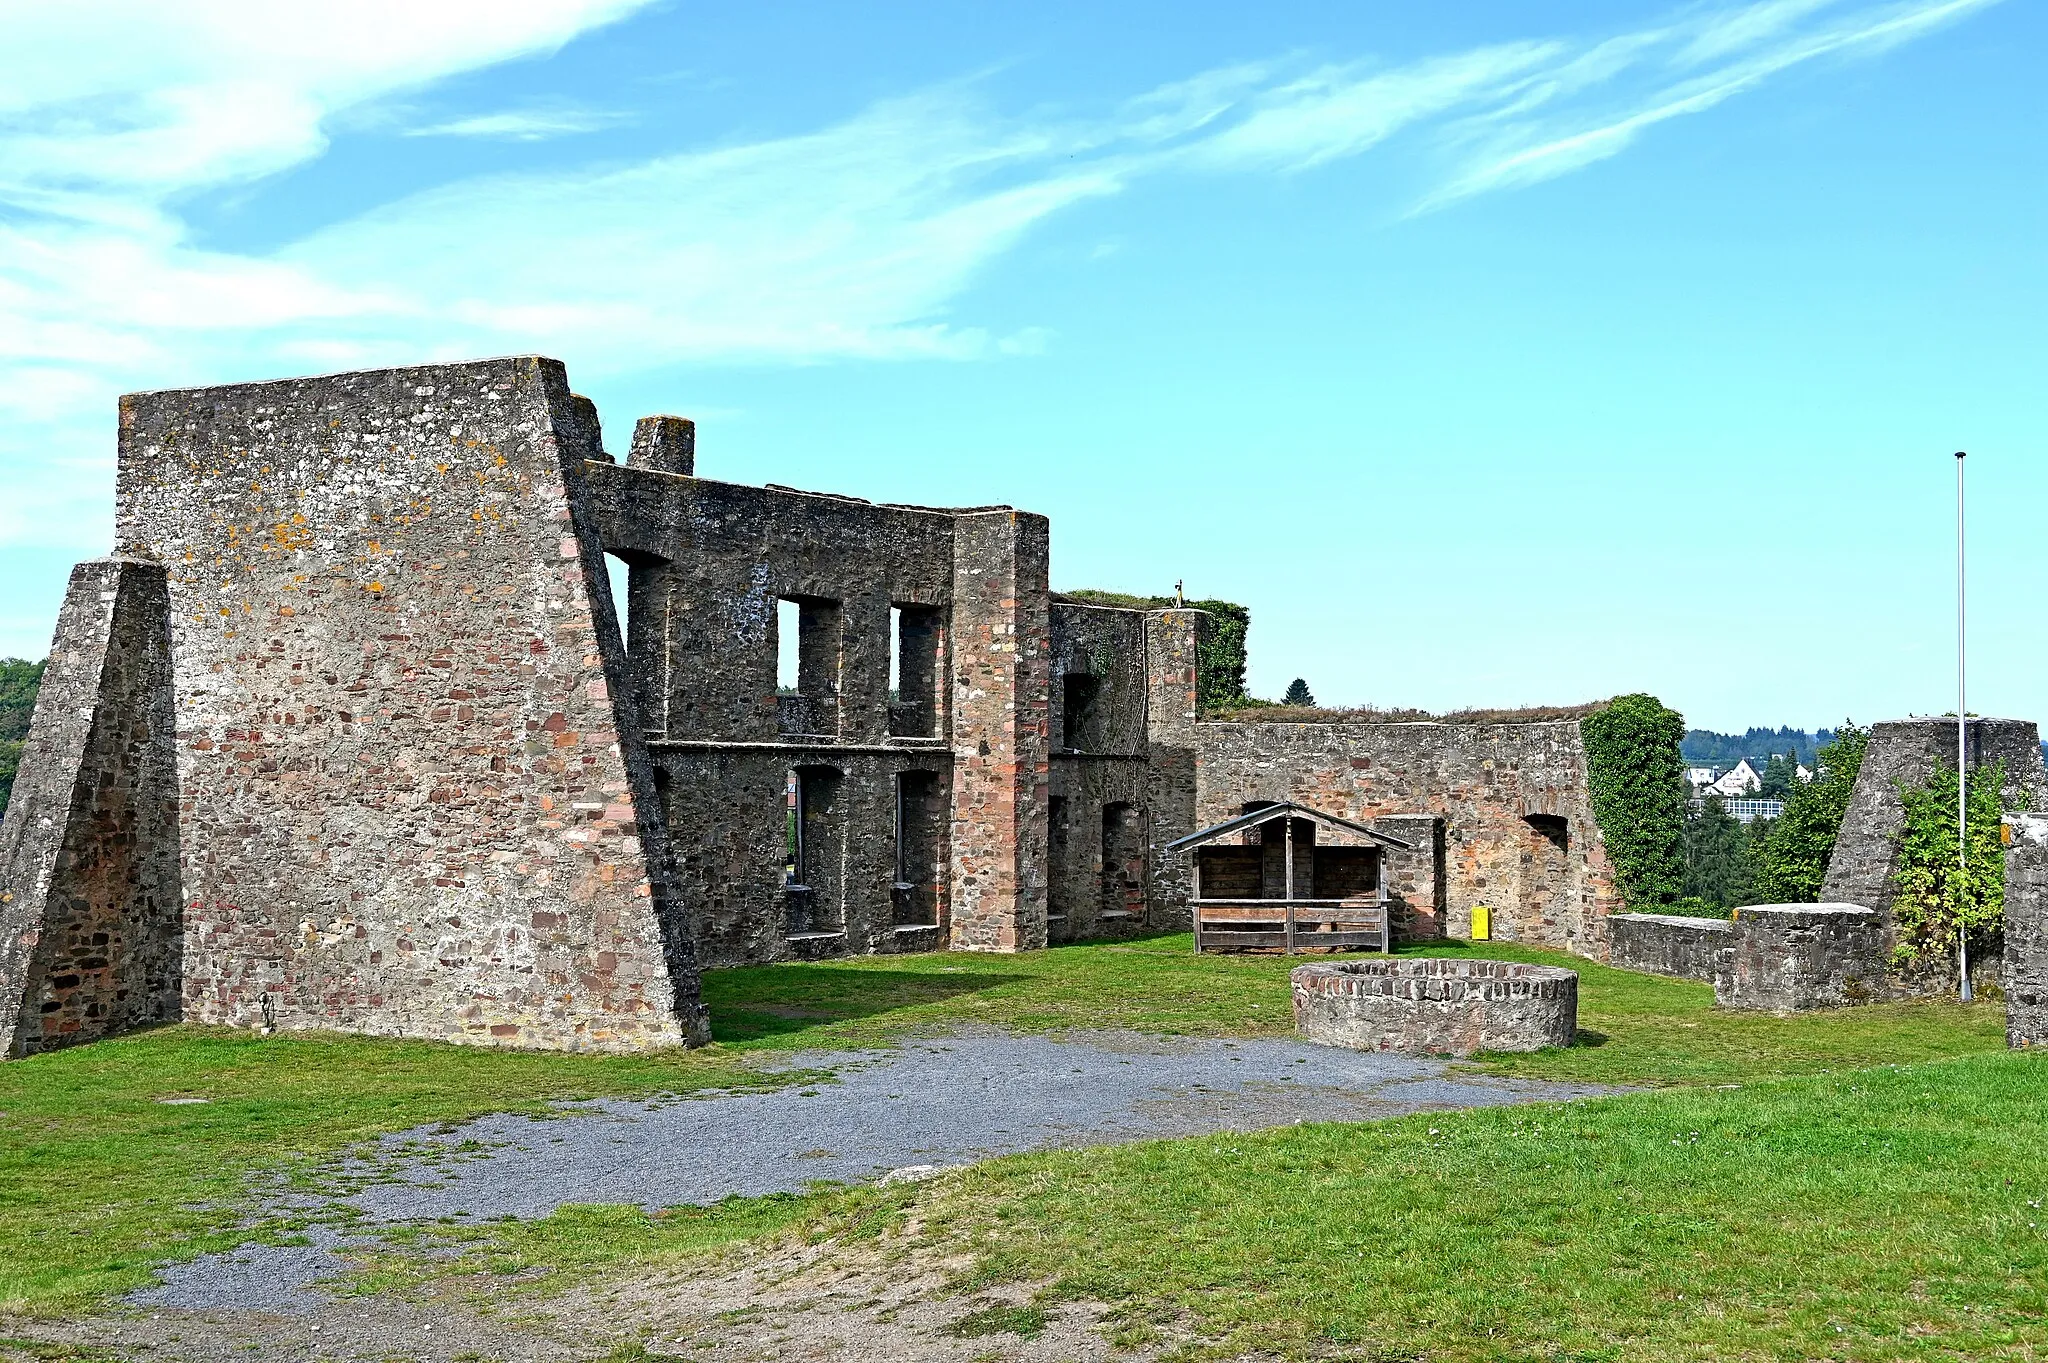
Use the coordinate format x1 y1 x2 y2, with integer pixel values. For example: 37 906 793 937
889 606 902 701
1101 802 1145 920
890 604 941 738
776 598 800 694
892 770 941 927
785 765 844 936
1062 674 1103 750
776 596 843 736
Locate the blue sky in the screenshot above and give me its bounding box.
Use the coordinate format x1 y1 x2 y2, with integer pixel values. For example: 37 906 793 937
2 0 2041 731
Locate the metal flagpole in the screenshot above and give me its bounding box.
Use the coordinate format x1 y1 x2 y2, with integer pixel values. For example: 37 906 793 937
1957 451 1971 1002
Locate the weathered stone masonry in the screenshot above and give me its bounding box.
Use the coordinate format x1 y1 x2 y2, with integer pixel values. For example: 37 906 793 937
0 558 180 1055
1181 721 1619 955
3 356 1626 1055
3 360 710 1054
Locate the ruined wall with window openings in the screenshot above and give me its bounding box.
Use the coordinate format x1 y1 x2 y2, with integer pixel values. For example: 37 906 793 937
2 357 1622 1056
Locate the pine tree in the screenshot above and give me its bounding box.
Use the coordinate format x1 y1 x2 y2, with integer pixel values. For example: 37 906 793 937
1282 678 1315 707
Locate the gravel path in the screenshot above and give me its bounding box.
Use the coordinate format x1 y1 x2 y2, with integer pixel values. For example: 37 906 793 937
130 1028 1620 1314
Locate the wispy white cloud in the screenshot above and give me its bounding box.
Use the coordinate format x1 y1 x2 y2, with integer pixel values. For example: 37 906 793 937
0 0 2003 573
406 105 634 140
1424 0 2001 207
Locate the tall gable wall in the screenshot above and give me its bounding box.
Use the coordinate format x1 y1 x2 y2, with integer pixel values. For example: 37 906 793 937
114 357 703 1050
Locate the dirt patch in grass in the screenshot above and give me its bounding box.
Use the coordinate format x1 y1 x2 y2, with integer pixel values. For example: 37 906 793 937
507 1235 1202 1363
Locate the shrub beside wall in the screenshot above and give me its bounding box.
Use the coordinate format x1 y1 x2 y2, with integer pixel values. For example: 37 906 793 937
1889 759 2013 966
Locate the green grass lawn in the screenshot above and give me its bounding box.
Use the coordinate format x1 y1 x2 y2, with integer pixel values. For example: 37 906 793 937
0 934 2015 1326
452 1051 2048 1361
705 933 2007 1087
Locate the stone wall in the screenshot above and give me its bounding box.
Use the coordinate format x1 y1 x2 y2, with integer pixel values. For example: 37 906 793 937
1038 604 1205 941
1713 904 1887 1011
582 463 965 964
1607 912 1731 982
1816 716 2045 998
1291 958 1577 1056
1181 721 1619 952
1822 717 2046 916
1047 604 1152 942
0 558 182 1056
2005 813 2048 1047
113 358 705 1050
2 354 1669 1055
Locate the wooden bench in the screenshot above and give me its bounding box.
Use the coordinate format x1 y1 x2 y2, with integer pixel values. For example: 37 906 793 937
1193 897 1391 954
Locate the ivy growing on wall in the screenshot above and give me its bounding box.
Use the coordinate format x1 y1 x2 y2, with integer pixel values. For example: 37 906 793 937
1188 599 1250 714
1062 590 1252 714
1581 693 1688 911
1889 760 2013 966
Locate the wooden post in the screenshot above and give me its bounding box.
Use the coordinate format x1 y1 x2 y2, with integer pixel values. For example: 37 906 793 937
1283 815 1297 956
1192 854 1203 954
1377 845 1392 954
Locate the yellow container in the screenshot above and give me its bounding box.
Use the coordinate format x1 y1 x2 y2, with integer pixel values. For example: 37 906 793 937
1471 905 1491 941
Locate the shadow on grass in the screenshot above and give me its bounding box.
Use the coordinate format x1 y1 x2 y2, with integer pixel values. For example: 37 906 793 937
703 965 1034 1044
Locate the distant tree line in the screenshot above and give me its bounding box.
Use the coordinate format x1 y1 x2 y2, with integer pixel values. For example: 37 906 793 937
1680 726 1835 769
0 657 46 818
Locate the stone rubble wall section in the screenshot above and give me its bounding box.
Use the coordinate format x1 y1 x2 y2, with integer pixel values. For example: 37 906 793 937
1138 609 1204 933
1606 912 1733 982
113 356 704 1052
1711 905 1888 1011
580 461 963 967
1291 957 1577 1056
1821 717 2045 922
0 558 183 1055
2005 814 2048 1047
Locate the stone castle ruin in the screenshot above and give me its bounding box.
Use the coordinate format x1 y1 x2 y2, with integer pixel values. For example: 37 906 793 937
6 356 1641 1055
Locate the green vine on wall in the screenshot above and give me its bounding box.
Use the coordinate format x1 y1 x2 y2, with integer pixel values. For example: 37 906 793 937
1581 693 1688 911
1889 760 2013 966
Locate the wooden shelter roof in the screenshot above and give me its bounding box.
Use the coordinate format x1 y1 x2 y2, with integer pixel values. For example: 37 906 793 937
1162 801 1416 853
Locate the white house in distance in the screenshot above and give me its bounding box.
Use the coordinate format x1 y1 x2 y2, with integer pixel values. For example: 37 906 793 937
1704 759 1763 799
1683 753 1815 824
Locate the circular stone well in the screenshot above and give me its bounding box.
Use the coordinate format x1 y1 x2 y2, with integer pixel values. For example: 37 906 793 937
1290 958 1577 1056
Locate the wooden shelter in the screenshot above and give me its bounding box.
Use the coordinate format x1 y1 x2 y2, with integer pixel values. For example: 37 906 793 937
1165 802 1415 954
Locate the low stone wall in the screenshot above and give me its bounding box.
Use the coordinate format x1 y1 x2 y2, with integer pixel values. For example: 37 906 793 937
1607 913 1731 982
1714 904 1886 1011
1291 958 1577 1056
2006 814 2048 1047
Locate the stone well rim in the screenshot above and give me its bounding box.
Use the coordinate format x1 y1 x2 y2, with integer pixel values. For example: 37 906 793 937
1291 957 1579 985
